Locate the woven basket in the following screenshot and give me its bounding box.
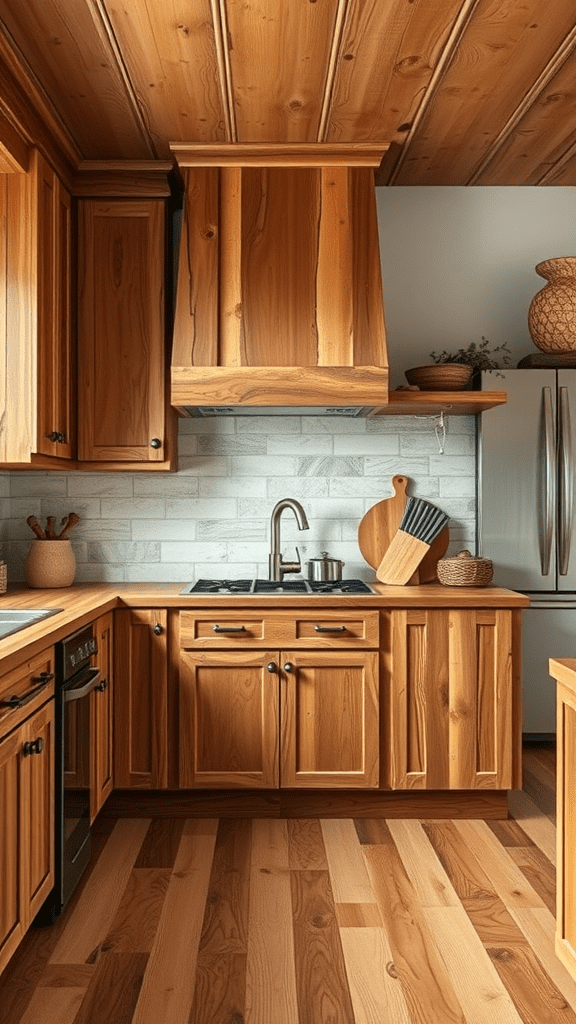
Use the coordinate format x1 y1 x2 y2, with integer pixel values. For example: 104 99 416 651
0 562 7 594
404 364 472 391
437 549 493 587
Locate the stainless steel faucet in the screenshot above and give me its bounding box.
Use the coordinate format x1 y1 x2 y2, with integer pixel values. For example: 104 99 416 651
269 498 310 581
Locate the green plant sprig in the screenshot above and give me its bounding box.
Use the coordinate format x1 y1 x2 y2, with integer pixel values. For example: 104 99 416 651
429 337 512 377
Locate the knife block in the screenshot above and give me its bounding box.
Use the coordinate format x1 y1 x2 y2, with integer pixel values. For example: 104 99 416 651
25 540 76 588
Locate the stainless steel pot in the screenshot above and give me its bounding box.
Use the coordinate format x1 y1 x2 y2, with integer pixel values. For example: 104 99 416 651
306 551 345 582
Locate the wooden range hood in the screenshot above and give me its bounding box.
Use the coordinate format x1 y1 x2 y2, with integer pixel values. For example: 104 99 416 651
170 144 389 415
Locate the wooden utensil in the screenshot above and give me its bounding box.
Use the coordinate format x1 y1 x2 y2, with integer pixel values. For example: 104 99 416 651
376 497 450 585
357 475 449 583
26 515 46 540
46 516 56 539
58 513 80 539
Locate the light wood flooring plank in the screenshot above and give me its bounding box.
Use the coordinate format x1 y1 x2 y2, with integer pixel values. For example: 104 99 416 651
287 818 329 869
422 906 524 1024
131 821 217 1024
16 987 87 1024
510 906 576 1011
189 818 252 1024
246 819 299 1024
421 819 499 900
291 869 355 1024
335 903 383 927
454 819 546 908
320 818 376 904
49 818 150 965
364 837 467 1024
386 819 460 908
486 942 576 1024
71 951 148 1024
339 928 412 1024
508 845 556 914
101 868 171 953
508 788 557 864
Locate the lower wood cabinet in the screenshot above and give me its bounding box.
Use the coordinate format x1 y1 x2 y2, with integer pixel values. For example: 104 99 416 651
114 608 168 788
385 608 521 790
178 609 380 790
0 695 54 976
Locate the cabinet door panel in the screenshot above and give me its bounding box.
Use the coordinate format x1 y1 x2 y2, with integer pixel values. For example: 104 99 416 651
280 650 379 788
388 609 514 790
23 702 55 919
0 730 24 974
91 612 113 820
78 200 166 462
179 650 279 789
114 609 168 788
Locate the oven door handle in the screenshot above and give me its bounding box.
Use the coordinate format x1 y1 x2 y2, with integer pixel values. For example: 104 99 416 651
63 667 102 702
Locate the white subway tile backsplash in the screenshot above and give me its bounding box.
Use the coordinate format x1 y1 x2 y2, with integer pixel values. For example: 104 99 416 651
199 434 266 456
199 477 268 498
67 475 134 497
88 542 160 563
3 416 478 583
297 457 363 477
133 475 200 497
231 456 298 477
100 498 166 519
334 434 399 455
267 434 333 455
265 477 329 498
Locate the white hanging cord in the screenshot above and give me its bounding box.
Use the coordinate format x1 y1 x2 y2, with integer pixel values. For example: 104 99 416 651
434 410 446 455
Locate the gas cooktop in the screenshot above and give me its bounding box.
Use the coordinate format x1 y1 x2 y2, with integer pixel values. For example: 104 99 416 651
180 579 375 596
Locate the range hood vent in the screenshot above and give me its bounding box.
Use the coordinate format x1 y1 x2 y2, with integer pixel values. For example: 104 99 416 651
189 405 369 417
170 145 389 416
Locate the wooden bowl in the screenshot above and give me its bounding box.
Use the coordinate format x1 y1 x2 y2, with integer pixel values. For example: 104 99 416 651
405 363 472 391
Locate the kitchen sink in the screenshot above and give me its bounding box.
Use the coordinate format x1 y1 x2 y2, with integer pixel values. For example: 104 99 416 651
0 608 62 640
180 579 375 595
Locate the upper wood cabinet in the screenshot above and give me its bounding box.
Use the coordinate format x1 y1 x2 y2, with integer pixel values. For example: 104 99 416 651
384 608 521 791
77 199 175 467
0 150 73 463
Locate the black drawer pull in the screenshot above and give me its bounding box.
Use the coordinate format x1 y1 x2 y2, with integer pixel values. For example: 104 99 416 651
1 672 54 709
212 625 247 633
313 625 347 633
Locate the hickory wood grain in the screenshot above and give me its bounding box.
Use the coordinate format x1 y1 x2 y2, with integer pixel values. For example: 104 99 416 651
1 744 573 1024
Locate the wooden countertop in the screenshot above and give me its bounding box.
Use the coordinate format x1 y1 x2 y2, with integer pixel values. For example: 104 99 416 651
0 581 530 675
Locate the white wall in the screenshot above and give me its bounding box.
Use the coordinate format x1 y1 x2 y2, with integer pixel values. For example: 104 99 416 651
378 186 576 388
2 186 574 584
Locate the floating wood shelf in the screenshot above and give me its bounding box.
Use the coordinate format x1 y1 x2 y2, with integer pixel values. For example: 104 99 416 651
375 390 507 416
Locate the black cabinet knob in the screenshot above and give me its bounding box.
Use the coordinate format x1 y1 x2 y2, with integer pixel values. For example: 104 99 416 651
283 663 294 674
47 431 66 443
267 662 277 674
23 737 44 756
150 438 162 449
153 624 163 635
95 679 108 692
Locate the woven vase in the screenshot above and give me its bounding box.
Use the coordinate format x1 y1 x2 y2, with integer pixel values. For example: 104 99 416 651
528 257 576 353
25 540 76 588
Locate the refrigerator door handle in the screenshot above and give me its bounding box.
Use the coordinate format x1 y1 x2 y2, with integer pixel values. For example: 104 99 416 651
539 386 555 576
559 385 573 575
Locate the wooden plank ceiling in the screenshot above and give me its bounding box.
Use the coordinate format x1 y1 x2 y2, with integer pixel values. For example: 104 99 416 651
0 0 574 184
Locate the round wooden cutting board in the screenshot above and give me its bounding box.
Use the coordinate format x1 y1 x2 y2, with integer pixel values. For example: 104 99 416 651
357 475 449 584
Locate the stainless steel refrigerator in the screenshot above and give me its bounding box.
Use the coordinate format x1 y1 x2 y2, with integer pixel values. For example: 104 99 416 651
479 367 576 737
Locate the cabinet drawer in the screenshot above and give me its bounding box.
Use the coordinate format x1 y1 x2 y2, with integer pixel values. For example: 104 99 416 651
179 609 379 649
0 648 55 739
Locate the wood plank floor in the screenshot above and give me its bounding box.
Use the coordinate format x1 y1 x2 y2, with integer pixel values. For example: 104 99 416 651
0 743 570 1024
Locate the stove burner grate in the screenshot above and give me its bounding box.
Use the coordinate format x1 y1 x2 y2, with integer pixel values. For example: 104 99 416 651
182 578 375 595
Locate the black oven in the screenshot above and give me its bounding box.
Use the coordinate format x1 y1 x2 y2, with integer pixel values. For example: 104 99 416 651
36 623 102 923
